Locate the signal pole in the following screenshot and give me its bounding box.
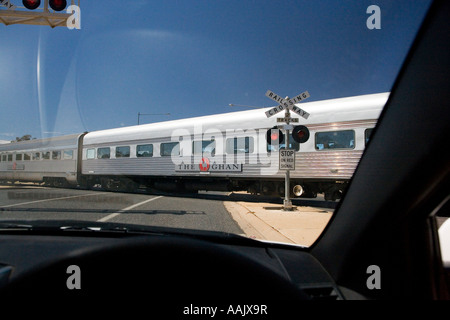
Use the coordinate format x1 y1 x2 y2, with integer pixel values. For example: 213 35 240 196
283 102 293 211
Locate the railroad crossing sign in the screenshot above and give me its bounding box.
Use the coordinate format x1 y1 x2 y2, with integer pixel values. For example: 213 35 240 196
0 0 16 10
264 89 310 211
277 117 298 123
279 149 295 170
264 90 310 119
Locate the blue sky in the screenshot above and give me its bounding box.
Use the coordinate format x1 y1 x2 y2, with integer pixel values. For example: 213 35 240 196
0 0 431 141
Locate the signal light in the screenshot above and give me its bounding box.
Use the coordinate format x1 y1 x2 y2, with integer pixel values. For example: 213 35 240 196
23 0 41 10
292 125 310 143
22 0 67 11
49 0 67 11
266 126 284 145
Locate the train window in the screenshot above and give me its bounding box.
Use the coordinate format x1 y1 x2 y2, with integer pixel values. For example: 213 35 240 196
32 152 40 161
24 153 31 161
161 142 180 157
86 149 95 159
42 152 51 160
16 154 23 161
52 151 61 160
63 150 73 160
7 154 12 162
116 146 130 158
193 140 215 156
1 154 6 162
226 137 254 154
137 144 153 157
315 130 355 150
365 128 374 145
97 147 110 159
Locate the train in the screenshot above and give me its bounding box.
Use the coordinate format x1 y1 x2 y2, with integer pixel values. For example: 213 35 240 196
0 92 389 201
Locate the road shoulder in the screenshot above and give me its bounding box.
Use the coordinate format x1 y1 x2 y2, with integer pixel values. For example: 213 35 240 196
224 201 333 247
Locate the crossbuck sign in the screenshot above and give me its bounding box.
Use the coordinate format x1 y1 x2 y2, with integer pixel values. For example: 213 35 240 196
264 89 310 211
264 90 310 119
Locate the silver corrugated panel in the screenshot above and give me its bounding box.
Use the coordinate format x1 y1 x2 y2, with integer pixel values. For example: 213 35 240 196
292 151 363 179
83 158 178 176
81 150 361 180
307 120 377 131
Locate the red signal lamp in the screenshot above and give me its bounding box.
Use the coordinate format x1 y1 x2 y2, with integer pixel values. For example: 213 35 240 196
49 0 67 11
22 0 67 11
266 127 284 145
23 0 41 10
292 125 310 143
271 132 279 141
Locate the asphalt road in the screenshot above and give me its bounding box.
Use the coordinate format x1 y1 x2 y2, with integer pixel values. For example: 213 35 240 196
0 186 243 234
3 184 444 234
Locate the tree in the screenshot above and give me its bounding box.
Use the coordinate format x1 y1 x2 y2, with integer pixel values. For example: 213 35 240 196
11 134 35 143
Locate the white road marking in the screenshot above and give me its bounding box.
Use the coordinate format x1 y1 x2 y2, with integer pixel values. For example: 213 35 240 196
97 196 164 222
0 193 100 208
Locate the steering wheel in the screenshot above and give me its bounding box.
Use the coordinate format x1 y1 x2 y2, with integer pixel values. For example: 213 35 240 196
2 236 308 310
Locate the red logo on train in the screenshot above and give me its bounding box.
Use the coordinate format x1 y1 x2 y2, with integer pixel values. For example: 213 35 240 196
199 157 210 172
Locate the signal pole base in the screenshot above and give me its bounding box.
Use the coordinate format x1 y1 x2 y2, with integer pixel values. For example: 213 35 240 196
282 200 294 211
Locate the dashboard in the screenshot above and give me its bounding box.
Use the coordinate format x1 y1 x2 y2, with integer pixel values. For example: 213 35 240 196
0 231 358 312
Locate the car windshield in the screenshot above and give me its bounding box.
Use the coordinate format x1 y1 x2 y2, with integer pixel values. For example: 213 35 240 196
0 0 431 247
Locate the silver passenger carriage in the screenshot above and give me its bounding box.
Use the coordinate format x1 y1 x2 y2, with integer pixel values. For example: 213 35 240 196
80 93 388 200
0 133 84 187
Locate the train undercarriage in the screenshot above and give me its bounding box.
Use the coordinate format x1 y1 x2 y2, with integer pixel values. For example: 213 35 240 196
77 175 347 201
1 174 347 202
